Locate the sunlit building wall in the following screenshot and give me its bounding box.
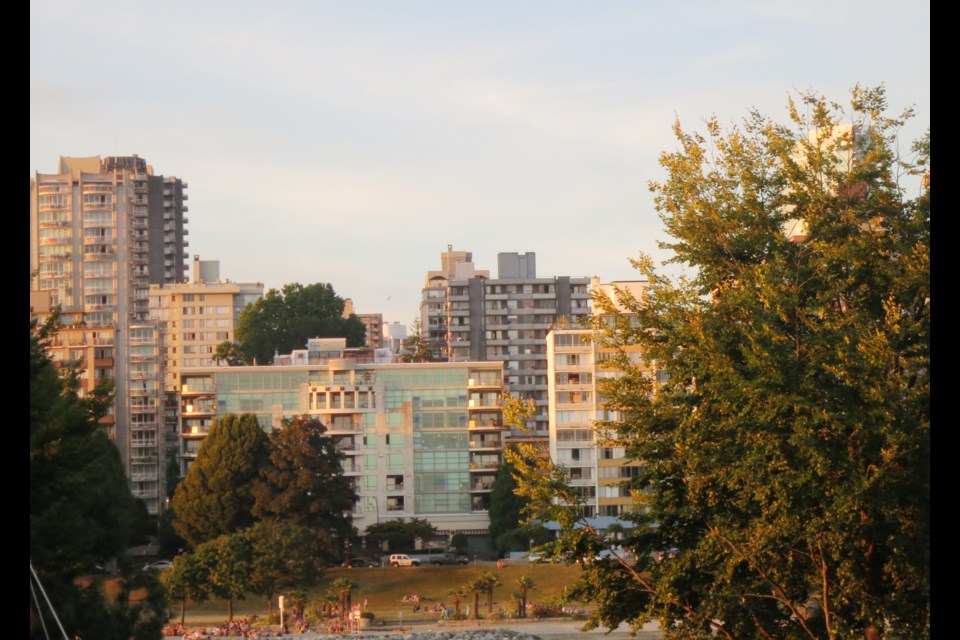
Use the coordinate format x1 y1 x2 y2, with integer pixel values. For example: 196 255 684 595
30 154 189 515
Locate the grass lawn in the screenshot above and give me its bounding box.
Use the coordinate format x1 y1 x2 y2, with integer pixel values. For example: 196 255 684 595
170 561 586 627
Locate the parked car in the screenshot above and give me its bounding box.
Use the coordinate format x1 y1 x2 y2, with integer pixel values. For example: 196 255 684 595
388 553 420 567
527 552 547 564
425 552 469 566
342 557 381 568
90 564 109 575
143 560 173 572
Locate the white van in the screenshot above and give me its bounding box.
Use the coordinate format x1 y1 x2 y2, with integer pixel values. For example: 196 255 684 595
388 553 420 567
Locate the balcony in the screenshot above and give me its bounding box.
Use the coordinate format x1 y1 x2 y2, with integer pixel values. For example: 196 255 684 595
38 219 71 228
82 184 113 193
84 251 116 261
469 437 501 449
469 458 501 471
468 418 502 430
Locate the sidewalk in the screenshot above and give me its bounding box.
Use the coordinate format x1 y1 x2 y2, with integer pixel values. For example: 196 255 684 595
275 617 662 639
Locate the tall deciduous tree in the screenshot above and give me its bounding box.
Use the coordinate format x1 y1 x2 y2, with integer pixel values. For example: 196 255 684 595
172 413 269 549
192 533 255 622
251 415 357 538
234 282 366 365
515 86 929 640
162 553 209 627
245 521 324 618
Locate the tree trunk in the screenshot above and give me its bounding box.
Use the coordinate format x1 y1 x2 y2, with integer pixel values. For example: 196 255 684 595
228 598 234 621
473 592 480 619
180 601 186 626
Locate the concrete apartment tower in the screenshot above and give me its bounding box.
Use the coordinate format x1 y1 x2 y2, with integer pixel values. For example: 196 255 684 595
149 256 263 478
30 155 189 515
420 246 592 438
546 279 650 526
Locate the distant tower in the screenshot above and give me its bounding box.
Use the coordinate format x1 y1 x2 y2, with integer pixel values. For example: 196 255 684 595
419 246 593 438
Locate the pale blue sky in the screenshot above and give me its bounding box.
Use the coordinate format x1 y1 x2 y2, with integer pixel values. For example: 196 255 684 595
30 1 929 326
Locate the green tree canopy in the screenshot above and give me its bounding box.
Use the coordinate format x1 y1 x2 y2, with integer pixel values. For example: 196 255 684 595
213 340 245 366
172 413 269 549
244 521 324 617
251 414 357 538
192 533 255 622
163 553 210 627
234 282 366 364
364 518 437 553
516 86 929 640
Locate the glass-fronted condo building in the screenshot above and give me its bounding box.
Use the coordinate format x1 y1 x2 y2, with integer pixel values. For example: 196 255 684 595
178 354 505 542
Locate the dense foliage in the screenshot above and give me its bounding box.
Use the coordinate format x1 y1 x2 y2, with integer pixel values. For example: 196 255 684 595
251 415 357 538
513 86 929 640
30 314 167 639
234 281 366 364
168 413 356 620
171 413 269 549
364 518 437 553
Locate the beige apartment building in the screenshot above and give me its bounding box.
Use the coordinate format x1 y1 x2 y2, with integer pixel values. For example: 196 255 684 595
545 279 650 527
149 256 263 461
30 155 189 515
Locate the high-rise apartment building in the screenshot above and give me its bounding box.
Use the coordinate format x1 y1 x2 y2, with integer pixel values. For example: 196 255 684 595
30 155 190 515
546 279 650 525
420 246 592 437
421 245 490 358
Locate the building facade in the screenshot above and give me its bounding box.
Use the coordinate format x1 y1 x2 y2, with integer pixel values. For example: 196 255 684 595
420 246 592 438
30 155 189 515
177 353 505 539
149 256 263 468
545 280 649 522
